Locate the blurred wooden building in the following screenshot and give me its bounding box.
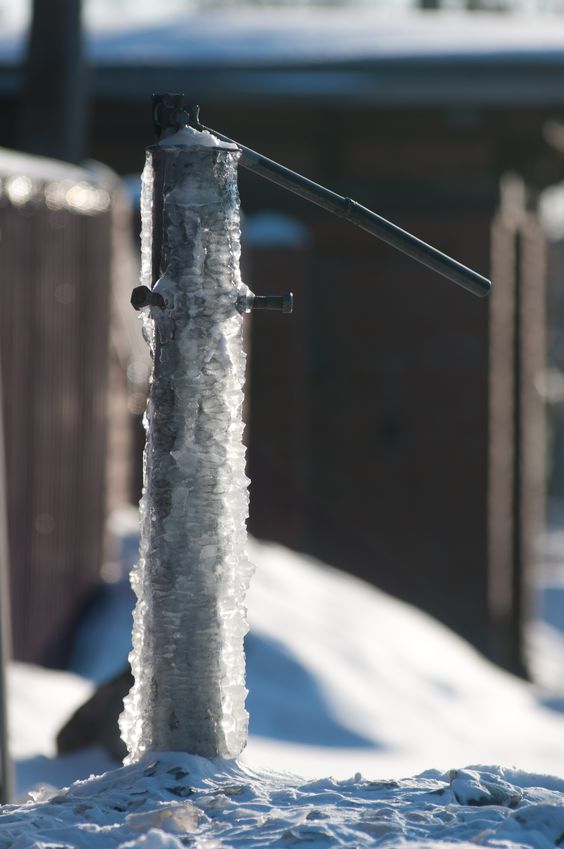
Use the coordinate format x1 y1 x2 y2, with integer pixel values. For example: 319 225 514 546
0 149 129 665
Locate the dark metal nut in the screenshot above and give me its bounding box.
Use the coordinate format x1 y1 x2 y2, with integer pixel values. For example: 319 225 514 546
131 286 166 311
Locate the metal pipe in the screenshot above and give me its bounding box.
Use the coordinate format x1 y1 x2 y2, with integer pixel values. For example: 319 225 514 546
202 124 491 299
152 96 490 299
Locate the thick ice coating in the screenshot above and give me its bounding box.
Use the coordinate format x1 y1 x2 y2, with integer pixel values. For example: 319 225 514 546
120 134 253 761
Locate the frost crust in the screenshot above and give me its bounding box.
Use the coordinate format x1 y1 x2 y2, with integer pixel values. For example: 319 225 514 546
120 141 253 761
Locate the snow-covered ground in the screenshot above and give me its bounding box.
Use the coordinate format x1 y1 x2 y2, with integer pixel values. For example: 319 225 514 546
5 527 564 847
6 751 564 849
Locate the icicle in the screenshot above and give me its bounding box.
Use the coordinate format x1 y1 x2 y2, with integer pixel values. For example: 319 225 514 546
120 127 253 761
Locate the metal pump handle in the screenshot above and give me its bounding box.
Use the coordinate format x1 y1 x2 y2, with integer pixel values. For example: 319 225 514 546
152 94 491 299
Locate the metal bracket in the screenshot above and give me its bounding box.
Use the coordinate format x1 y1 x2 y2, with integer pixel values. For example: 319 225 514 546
152 93 201 142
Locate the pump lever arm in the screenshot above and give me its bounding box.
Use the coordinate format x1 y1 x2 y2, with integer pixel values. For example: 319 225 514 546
199 123 491 299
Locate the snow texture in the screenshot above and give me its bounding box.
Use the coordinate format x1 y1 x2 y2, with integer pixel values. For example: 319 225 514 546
120 130 253 762
63 534 564 782
9 536 564 846
5 752 564 849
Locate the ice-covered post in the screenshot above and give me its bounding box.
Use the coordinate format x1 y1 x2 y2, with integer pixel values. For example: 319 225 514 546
120 98 253 760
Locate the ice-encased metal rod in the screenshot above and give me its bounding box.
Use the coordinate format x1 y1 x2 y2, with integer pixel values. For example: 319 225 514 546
120 129 252 760
200 124 491 299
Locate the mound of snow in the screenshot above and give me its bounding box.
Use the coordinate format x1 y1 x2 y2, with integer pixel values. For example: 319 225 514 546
11 537 564 792
6 538 564 848
3 752 564 849
244 540 564 778
8 664 93 760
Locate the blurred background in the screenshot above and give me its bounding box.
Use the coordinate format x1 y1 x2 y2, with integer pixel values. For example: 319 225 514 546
3 0 564 780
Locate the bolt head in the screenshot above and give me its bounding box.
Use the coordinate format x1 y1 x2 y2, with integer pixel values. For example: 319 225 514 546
131 286 151 311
